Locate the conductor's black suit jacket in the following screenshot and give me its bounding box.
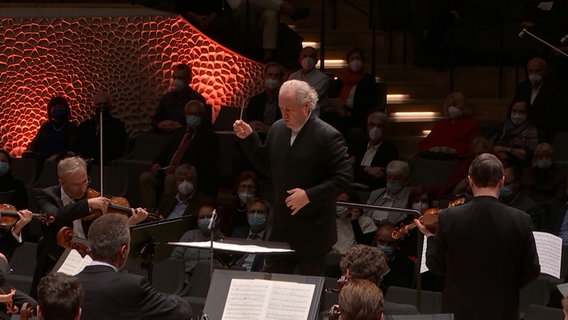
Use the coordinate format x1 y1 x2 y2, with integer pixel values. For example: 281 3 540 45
240 116 353 257
426 196 540 320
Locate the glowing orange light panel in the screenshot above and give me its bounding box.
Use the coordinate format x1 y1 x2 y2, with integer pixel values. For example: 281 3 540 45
0 6 263 156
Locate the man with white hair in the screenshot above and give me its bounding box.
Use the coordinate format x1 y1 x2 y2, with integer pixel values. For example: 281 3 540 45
233 79 352 275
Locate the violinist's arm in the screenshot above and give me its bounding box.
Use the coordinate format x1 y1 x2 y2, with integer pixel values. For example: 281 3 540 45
36 189 90 227
128 208 149 226
0 253 8 287
11 210 32 239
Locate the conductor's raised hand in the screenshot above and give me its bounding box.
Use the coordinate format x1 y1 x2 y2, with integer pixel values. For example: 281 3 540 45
233 120 253 139
285 188 310 216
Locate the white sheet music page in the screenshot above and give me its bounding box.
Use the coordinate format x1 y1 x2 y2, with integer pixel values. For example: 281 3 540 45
56 249 93 276
222 279 315 320
533 231 562 279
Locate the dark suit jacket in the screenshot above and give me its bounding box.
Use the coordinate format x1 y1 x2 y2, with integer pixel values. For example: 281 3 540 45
0 231 22 261
244 92 282 124
353 139 399 190
240 116 353 257
156 191 212 229
426 196 540 320
74 111 127 165
76 265 192 320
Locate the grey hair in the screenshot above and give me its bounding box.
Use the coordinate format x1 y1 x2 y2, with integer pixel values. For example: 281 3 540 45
175 164 198 180
280 79 318 111
87 214 130 263
386 160 410 180
57 156 87 178
367 111 389 128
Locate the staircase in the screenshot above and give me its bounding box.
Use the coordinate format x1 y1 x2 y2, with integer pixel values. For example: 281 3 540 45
281 0 528 159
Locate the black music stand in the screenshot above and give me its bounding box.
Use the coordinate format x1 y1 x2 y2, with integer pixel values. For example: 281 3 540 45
125 215 192 283
202 269 325 320
384 315 454 320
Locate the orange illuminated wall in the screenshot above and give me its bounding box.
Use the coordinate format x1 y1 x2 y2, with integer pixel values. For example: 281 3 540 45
0 5 263 156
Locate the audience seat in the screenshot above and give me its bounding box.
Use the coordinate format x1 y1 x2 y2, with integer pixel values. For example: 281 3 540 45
522 304 563 320
88 165 129 198
181 261 213 316
32 160 58 188
519 277 553 316
409 157 459 187
151 259 186 295
6 242 38 295
11 158 37 188
385 286 442 314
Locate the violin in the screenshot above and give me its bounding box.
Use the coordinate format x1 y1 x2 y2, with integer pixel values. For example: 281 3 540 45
0 288 17 315
391 197 466 240
83 188 160 222
56 226 90 257
0 204 54 229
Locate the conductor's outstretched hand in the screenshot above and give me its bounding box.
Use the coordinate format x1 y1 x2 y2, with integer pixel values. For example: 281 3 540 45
233 120 253 139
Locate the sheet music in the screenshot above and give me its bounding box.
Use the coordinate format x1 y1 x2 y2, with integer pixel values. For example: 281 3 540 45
222 279 315 320
168 241 295 253
56 249 93 276
533 231 562 279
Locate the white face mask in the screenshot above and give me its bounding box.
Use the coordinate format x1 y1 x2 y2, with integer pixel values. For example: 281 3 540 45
264 78 280 90
173 79 186 91
238 191 254 204
178 180 194 196
447 105 462 118
336 206 349 218
510 112 527 126
349 59 363 72
368 127 383 141
528 74 543 85
301 57 316 71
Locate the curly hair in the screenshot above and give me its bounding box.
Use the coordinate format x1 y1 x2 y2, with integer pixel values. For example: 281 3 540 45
340 244 389 286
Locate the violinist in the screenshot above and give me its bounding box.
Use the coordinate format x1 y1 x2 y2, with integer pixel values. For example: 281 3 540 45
414 153 540 320
31 156 148 298
374 222 414 290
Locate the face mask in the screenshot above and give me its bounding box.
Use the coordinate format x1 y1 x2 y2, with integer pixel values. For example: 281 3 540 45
301 57 316 71
536 159 552 170
349 59 363 72
368 127 383 141
510 112 527 126
447 106 462 118
173 79 186 91
499 185 513 199
386 182 403 194
411 202 428 212
177 180 194 196
247 212 267 229
528 74 543 85
336 206 349 218
186 115 201 129
198 218 211 230
377 244 394 256
0 163 9 177
51 109 66 121
238 191 254 204
264 78 280 90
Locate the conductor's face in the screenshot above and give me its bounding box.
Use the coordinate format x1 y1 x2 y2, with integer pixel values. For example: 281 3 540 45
59 167 88 200
279 88 310 130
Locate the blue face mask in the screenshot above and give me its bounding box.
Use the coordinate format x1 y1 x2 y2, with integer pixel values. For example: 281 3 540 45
377 244 394 256
0 162 9 177
186 115 201 129
536 159 552 170
386 182 403 193
247 212 267 229
51 108 67 121
499 185 513 199
198 218 211 230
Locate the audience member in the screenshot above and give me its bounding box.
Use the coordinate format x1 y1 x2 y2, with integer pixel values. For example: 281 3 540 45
415 153 540 320
418 91 481 159
243 62 284 141
407 185 431 214
520 143 567 212
499 166 543 230
0 149 28 209
233 79 352 276
151 63 207 134
32 156 148 298
339 244 419 315
288 46 330 116
492 99 540 170
169 205 225 274
77 214 192 320
374 222 415 290
140 99 218 209
337 278 384 320
175 1 233 47
26 96 77 162
366 160 413 224
333 189 376 255
218 170 260 235
327 47 378 132
514 56 564 142
37 272 82 320
231 197 270 271
352 112 399 190
156 164 212 227
73 92 127 165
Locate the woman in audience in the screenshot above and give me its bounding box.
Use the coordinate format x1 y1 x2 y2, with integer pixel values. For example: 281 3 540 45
0 149 28 209
332 189 377 255
217 170 260 235
520 143 567 212
492 99 540 170
26 96 77 162
418 91 481 159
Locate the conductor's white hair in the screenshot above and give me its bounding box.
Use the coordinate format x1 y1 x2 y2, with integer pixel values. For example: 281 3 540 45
58 156 87 178
280 79 318 111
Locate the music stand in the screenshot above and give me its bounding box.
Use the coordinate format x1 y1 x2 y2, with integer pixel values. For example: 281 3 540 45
202 269 325 320
125 215 192 282
384 315 454 320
